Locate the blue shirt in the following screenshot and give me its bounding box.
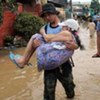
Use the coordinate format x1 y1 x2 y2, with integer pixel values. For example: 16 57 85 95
45 23 62 34
96 21 100 31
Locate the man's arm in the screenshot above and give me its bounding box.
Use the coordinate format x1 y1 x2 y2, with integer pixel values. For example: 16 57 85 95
40 27 56 42
40 27 78 50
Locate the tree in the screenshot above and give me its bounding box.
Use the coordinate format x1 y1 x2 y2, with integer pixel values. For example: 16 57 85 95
16 0 36 5
90 0 100 13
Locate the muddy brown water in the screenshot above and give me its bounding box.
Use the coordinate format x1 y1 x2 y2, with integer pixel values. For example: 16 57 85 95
0 24 100 100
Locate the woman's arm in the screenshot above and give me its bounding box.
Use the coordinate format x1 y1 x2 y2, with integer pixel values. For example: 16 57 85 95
40 27 78 50
40 28 72 42
39 27 46 35
40 27 56 42
49 31 72 42
40 27 69 42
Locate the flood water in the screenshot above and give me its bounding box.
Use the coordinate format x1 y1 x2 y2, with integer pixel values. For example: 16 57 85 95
0 48 42 100
0 23 100 100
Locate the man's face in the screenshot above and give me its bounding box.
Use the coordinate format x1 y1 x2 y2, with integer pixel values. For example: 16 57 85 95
42 13 56 24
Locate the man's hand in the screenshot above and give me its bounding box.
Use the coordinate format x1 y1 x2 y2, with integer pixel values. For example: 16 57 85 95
66 41 78 50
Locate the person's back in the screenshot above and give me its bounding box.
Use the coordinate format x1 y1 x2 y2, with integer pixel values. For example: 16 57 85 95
92 13 98 27
88 22 95 30
88 19 96 37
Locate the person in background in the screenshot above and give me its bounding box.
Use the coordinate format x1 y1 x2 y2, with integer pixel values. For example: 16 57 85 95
87 18 96 38
17 2 24 14
92 13 98 27
92 14 100 57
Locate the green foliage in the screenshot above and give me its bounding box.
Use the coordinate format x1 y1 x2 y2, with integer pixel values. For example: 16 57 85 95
14 12 45 41
9 0 16 3
16 0 34 5
4 35 14 45
7 0 17 12
0 0 17 12
90 0 100 13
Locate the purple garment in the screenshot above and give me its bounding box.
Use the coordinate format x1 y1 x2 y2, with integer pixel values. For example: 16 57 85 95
32 34 74 71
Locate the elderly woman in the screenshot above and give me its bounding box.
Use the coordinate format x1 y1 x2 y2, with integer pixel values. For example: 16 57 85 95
9 19 84 71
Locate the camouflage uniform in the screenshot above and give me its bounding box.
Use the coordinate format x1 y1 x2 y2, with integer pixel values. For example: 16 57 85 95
44 60 75 100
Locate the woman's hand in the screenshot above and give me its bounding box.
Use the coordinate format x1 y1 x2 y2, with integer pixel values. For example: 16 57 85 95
34 39 41 48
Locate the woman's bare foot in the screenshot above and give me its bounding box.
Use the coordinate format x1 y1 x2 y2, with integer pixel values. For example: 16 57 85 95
9 52 32 69
14 57 26 68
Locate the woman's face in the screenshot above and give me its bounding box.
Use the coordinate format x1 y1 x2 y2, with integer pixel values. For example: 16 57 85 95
62 26 70 31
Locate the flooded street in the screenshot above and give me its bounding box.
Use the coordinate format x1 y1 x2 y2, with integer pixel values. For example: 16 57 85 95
0 23 100 100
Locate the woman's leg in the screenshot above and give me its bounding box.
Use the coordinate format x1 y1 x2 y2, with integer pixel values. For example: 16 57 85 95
15 34 45 67
37 42 74 71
